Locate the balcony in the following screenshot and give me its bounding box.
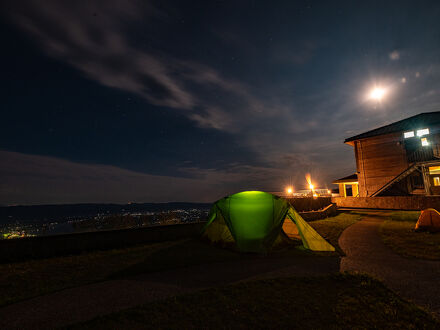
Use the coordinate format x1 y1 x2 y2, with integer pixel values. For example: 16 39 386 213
407 147 436 163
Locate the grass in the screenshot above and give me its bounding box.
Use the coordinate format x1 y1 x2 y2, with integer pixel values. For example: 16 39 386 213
0 240 176 307
0 214 357 307
0 237 320 307
0 239 244 307
388 211 421 222
380 220 440 260
69 273 439 330
378 210 440 260
309 212 362 253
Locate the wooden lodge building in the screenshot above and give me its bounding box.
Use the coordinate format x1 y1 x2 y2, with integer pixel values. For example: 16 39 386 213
334 112 440 198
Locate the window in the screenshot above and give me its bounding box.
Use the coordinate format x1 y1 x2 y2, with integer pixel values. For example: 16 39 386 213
417 128 429 136
421 137 429 146
430 166 440 175
434 177 440 186
345 184 353 197
404 131 414 138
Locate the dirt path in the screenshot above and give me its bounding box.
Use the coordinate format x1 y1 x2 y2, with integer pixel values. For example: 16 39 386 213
340 216 440 317
0 254 339 329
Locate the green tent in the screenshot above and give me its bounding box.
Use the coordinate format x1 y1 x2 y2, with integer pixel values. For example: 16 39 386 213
202 191 335 253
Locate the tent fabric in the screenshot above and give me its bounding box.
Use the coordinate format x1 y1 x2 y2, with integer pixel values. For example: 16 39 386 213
282 218 300 239
415 209 440 232
286 207 334 251
202 191 335 253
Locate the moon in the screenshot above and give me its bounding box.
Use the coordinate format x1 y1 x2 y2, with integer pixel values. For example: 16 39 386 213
369 87 386 101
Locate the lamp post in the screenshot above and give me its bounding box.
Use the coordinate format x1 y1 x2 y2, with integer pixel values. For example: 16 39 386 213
309 183 316 198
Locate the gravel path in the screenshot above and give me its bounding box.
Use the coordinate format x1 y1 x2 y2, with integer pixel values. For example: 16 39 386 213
0 253 339 329
340 215 440 317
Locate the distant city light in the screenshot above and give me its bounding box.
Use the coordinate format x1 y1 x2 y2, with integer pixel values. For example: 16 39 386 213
286 187 293 194
369 87 386 101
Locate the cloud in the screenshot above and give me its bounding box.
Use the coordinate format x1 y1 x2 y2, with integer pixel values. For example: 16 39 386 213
0 149 340 205
3 0 332 169
7 0 438 204
1 0 348 204
0 150 225 205
7 1 196 109
4 0 268 132
389 50 400 60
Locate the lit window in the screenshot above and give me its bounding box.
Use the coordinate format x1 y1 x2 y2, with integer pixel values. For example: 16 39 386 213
404 131 414 138
429 166 440 174
417 128 429 136
434 177 440 186
421 137 429 146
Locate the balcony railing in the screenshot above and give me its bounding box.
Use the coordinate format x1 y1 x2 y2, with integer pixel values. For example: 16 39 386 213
407 147 436 163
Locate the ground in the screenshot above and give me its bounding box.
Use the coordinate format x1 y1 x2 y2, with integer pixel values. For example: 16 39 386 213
70 274 438 330
309 212 361 252
340 212 440 317
1 211 439 329
0 213 360 308
379 211 440 260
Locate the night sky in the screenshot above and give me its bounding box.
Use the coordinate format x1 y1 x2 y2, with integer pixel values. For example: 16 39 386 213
1 1 440 205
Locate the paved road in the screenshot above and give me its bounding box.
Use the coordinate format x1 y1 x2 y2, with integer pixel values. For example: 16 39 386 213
340 215 440 317
0 253 339 329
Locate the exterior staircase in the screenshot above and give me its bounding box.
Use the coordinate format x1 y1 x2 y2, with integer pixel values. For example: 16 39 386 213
370 164 419 197
370 159 440 197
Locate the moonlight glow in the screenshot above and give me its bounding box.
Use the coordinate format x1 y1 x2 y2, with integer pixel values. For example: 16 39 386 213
369 87 386 101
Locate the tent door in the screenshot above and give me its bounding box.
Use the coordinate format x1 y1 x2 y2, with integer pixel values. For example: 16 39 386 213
282 218 301 240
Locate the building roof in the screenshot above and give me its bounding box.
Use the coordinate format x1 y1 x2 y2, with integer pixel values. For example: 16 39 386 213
332 173 358 184
344 111 440 143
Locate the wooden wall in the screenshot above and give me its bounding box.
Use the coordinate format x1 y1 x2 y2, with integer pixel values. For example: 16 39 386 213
354 132 408 197
432 132 440 158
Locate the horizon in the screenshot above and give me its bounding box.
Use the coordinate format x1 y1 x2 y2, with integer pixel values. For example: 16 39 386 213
2 1 440 204
0 200 213 208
